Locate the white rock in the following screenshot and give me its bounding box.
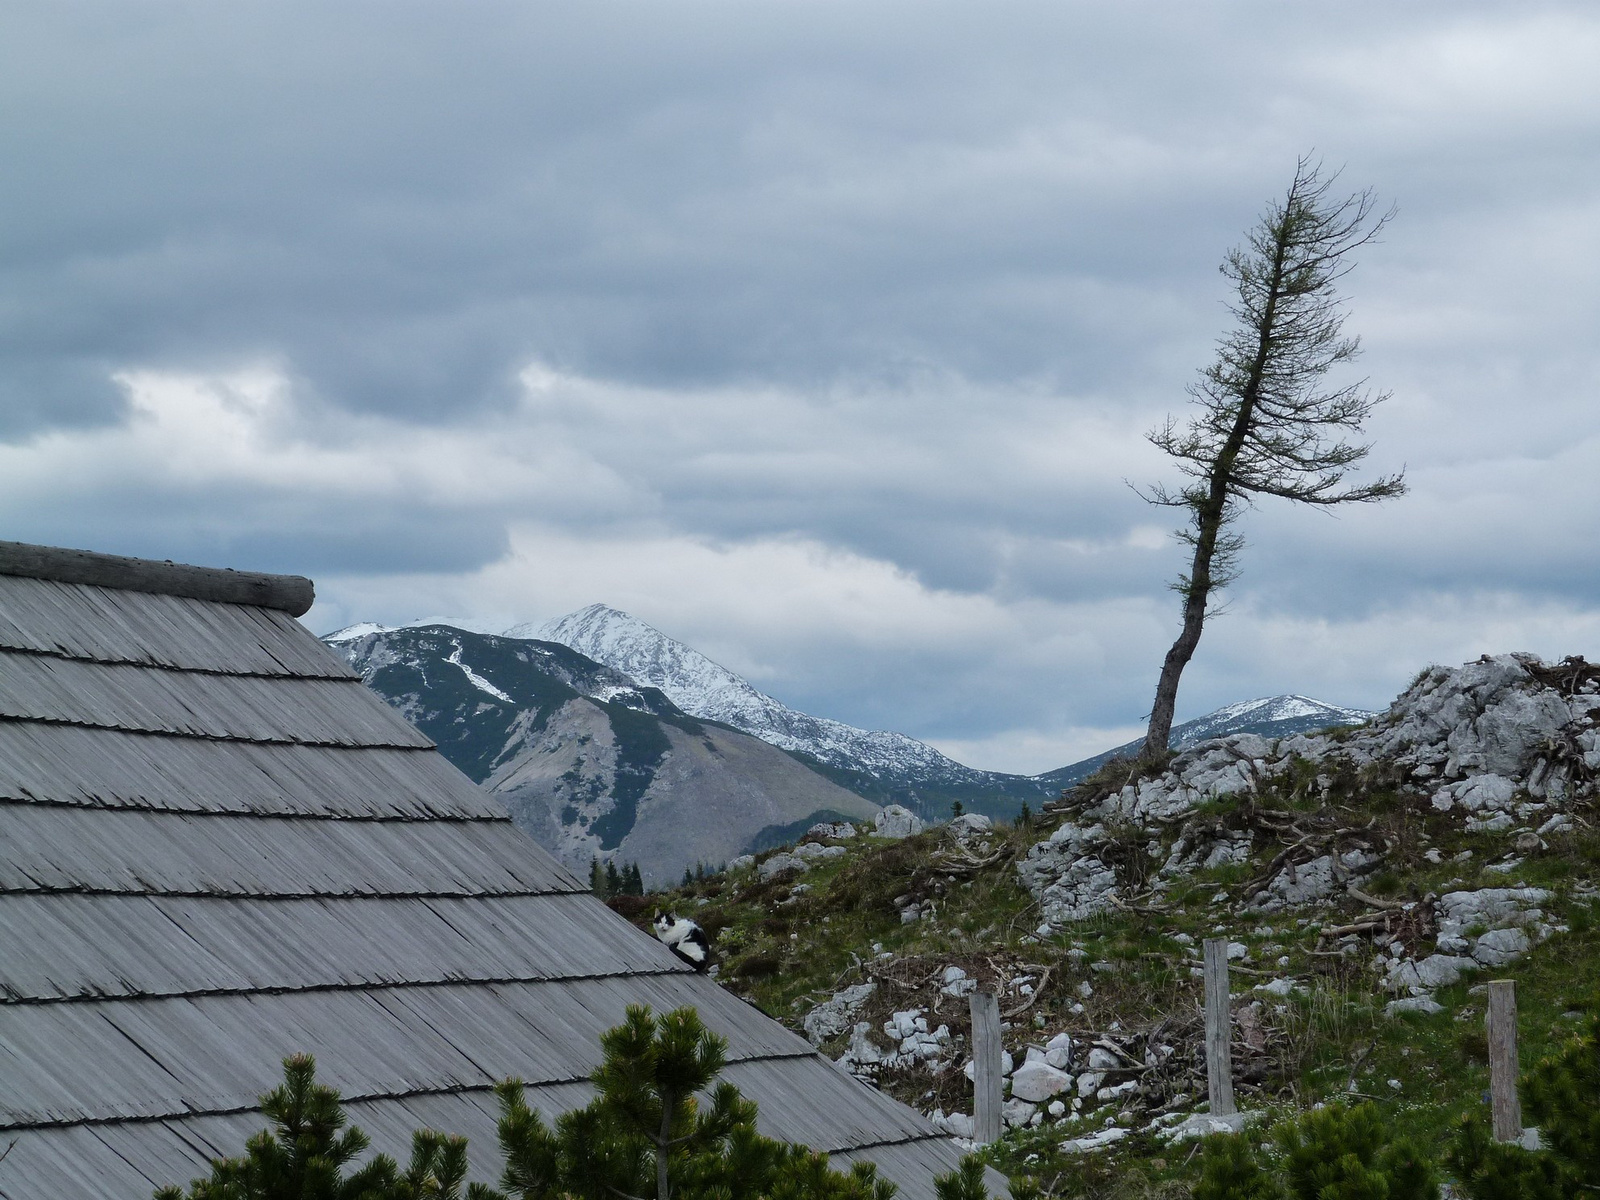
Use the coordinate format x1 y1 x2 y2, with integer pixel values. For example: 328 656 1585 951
808 821 856 840
842 1022 883 1069
1385 996 1445 1017
962 1050 1014 1081
887 1010 921 1039
758 852 808 880
948 813 993 838
1087 1047 1121 1070
1160 1110 1264 1143
929 1110 974 1138
1473 927 1531 966
1048 1100 1067 1118
1002 1098 1038 1129
1096 1080 1138 1103
1060 1126 1129 1153
874 805 925 839
803 982 877 1044
1415 954 1476 989
792 841 848 862
728 854 756 872
1256 977 1300 998
1010 1061 1074 1103
1076 1070 1104 1098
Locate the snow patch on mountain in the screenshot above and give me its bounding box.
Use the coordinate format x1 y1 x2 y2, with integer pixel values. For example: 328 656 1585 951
324 621 393 642
447 643 514 703
1173 695 1376 746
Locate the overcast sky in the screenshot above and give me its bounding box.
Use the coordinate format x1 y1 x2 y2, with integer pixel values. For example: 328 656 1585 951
4 2 1599 772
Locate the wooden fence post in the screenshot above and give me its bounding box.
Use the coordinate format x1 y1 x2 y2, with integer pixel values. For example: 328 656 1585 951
1487 979 1522 1143
1203 938 1235 1116
970 990 1003 1144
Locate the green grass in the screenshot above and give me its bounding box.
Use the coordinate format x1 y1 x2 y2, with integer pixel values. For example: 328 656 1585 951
619 771 1600 1198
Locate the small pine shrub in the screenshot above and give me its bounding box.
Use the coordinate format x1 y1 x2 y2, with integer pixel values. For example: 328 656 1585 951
1446 1118 1568 1200
1450 1009 1600 1198
1194 1133 1281 1200
1193 1105 1438 1200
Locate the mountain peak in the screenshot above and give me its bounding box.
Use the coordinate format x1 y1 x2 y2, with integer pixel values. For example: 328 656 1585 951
518 605 1029 811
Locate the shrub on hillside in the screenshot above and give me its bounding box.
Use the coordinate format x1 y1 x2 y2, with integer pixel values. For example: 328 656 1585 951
1194 1103 1438 1200
154 1007 1013 1200
1448 1010 1600 1199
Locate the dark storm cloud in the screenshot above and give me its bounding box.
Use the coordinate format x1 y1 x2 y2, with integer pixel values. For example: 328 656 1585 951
5 1 1600 770
0 0 1289 438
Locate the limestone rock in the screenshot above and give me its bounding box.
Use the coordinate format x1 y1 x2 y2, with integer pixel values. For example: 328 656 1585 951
874 805 925 839
1386 996 1445 1017
1473 926 1532 966
948 813 993 840
1010 1061 1074 1103
1002 1098 1038 1129
758 852 808 880
792 841 847 862
803 982 876 1045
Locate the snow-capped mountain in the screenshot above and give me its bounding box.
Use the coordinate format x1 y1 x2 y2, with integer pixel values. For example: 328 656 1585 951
1034 694 1378 791
517 604 1050 817
1168 695 1375 746
331 606 1376 828
326 624 876 884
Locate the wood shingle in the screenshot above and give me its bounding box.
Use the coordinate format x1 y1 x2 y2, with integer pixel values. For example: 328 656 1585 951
0 542 983 1199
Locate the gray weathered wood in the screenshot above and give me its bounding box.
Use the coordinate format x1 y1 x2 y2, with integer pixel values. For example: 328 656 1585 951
1487 979 1522 1142
0 539 315 616
1203 938 1235 1116
969 990 1003 1144
0 543 988 1200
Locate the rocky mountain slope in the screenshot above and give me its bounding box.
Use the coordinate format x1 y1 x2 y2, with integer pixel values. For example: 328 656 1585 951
327 625 876 884
633 652 1600 1197
522 604 1054 819
525 605 1372 820
1034 694 1375 791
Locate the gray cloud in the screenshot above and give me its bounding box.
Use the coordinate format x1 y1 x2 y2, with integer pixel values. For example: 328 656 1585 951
4 1 1600 770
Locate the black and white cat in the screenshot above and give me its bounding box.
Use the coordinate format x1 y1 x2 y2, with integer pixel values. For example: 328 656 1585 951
651 911 711 970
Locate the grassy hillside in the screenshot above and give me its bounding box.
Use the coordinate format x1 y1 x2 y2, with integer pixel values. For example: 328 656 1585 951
620 658 1600 1197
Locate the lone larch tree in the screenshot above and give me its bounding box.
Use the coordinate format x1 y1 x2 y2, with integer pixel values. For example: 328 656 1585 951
1142 158 1406 759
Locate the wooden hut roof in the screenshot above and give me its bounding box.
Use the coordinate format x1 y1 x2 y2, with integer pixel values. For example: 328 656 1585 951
0 542 982 1199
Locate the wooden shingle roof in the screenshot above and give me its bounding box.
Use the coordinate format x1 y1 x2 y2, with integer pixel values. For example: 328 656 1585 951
0 543 979 1199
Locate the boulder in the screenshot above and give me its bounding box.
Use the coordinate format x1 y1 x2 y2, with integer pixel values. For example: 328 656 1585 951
1002 1098 1038 1129
1061 1127 1129 1153
1385 996 1445 1017
939 965 977 997
929 1110 974 1139
802 982 876 1045
1086 1047 1121 1070
1474 927 1532 966
948 813 993 839
792 841 847 862
757 852 807 880
963 1051 1013 1081
874 805 925 839
1009 1061 1074 1103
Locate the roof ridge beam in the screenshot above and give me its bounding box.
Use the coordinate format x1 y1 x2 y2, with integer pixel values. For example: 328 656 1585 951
0 541 314 616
